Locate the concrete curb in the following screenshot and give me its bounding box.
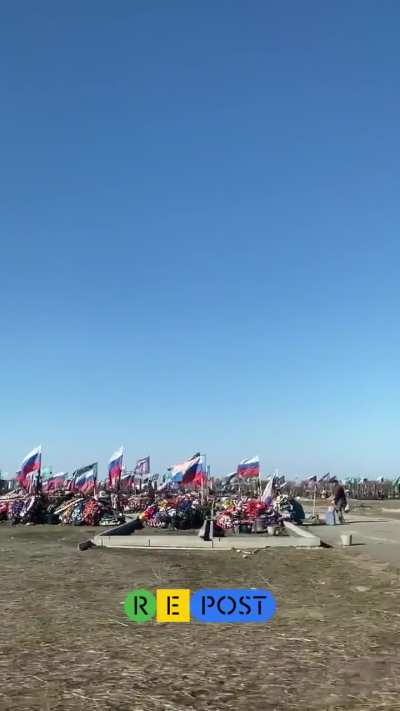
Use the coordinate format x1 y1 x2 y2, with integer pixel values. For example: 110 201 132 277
92 521 321 551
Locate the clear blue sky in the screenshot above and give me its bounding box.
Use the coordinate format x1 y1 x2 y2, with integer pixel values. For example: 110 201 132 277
1 1 400 479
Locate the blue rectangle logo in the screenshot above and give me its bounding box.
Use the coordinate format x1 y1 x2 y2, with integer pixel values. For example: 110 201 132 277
190 588 276 623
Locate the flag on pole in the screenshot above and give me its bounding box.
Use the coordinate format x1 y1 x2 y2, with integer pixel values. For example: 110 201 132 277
64 475 74 491
72 464 97 495
193 455 207 487
108 447 124 490
134 456 150 477
303 474 317 492
120 469 134 491
318 472 336 483
182 454 202 485
223 471 238 483
237 456 260 479
42 473 67 493
17 446 42 492
261 477 275 504
168 453 201 485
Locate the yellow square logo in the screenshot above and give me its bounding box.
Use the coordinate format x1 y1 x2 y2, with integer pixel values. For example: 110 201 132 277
156 588 191 623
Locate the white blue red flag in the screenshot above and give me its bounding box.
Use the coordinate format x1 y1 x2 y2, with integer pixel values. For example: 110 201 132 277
73 464 97 495
261 477 274 504
222 472 238 484
120 468 134 491
108 447 124 490
237 456 260 479
193 455 207 487
63 475 74 491
168 454 201 485
17 446 42 492
134 456 150 477
318 472 336 483
42 472 67 493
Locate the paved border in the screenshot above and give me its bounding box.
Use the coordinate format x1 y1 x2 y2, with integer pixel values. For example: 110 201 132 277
92 522 320 550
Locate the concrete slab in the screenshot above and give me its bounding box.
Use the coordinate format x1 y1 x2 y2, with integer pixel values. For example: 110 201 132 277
305 510 400 550
93 522 321 550
284 521 319 539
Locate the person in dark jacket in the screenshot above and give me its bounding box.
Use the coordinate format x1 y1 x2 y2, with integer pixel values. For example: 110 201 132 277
333 483 347 523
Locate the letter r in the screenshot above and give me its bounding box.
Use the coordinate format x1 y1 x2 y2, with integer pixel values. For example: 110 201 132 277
134 595 148 616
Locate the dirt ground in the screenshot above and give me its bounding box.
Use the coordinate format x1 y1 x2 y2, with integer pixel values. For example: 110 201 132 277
1 525 400 711
350 498 400 517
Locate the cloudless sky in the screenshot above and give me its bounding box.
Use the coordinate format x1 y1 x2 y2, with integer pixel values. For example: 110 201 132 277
1 1 400 479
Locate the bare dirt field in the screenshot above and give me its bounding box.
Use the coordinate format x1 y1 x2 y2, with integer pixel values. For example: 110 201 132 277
351 498 400 518
1 524 400 711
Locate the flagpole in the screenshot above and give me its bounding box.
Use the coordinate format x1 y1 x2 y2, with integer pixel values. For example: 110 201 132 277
312 480 317 518
201 453 207 504
37 446 42 495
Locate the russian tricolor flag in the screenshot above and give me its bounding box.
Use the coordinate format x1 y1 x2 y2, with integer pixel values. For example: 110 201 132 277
108 447 124 490
134 457 150 477
168 454 201 485
192 455 207 487
261 477 274 504
17 446 42 492
42 472 67 494
237 456 260 479
73 464 97 495
120 468 134 492
318 472 336 483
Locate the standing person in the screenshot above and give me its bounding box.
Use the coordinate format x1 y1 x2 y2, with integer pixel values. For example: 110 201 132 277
333 482 347 523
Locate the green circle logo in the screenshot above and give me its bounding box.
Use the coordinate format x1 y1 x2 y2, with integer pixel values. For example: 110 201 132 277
124 589 156 623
